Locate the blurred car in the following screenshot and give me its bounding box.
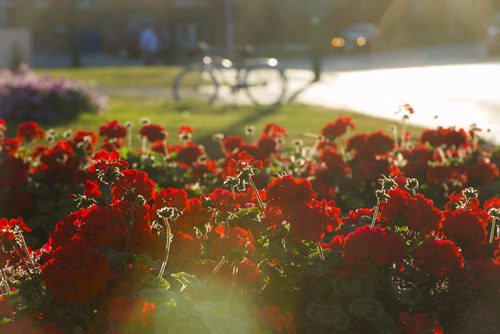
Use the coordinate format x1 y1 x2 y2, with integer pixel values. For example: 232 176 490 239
485 13 500 56
331 22 377 53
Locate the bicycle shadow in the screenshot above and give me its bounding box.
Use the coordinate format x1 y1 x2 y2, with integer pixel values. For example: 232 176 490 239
194 76 318 157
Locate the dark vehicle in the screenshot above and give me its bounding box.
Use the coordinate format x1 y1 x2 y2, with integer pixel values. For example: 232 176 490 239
331 22 377 53
485 13 500 56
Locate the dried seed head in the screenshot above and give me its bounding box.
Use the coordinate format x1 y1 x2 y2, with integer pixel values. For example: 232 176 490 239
179 132 192 142
462 187 478 200
405 178 419 192
376 189 390 202
125 121 134 128
244 125 256 136
379 175 398 192
140 117 150 125
275 137 285 145
488 208 500 220
63 129 73 138
212 133 224 142
157 207 182 220
293 139 303 147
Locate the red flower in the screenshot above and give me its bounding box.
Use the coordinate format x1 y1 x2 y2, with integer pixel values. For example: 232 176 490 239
399 312 444 334
266 175 315 209
211 225 256 261
225 151 263 177
0 217 30 245
380 189 412 225
77 205 126 250
342 208 374 225
0 119 6 133
346 131 394 158
406 194 443 236
420 127 469 148
153 188 188 213
41 235 113 303
70 129 98 153
484 197 500 211
0 137 19 155
343 225 405 266
402 146 433 178
285 199 341 242
467 162 499 185
17 121 45 142
320 116 354 140
83 180 101 198
178 125 193 134
139 123 167 142
319 148 350 176
262 122 287 138
112 169 156 201
412 239 464 277
442 209 490 258
177 143 204 165
221 135 244 154
321 234 344 251
99 120 127 139
89 150 129 173
257 135 278 157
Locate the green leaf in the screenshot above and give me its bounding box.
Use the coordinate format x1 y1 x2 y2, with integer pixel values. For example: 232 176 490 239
306 299 350 330
171 272 203 292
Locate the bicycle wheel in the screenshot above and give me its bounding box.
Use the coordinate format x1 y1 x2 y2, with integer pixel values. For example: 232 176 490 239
244 66 287 106
172 65 219 103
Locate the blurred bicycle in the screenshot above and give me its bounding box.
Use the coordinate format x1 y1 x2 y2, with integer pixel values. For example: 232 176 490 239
172 43 287 106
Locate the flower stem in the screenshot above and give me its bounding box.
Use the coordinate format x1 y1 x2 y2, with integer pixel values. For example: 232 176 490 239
212 256 227 275
248 178 265 212
0 268 10 295
370 200 380 228
317 242 325 262
158 217 173 279
490 217 497 244
14 245 48 311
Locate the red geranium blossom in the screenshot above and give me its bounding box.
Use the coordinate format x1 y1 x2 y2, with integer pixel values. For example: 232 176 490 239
0 119 6 133
89 150 129 173
343 225 405 266
346 131 394 158
211 225 256 260
320 116 354 140
412 239 464 277
266 175 315 209
225 151 263 177
178 125 193 134
112 169 156 201
442 208 490 258
99 120 127 139
262 122 287 138
83 180 101 198
139 123 167 143
17 121 45 142
0 217 30 245
221 135 244 154
41 235 113 303
285 199 341 242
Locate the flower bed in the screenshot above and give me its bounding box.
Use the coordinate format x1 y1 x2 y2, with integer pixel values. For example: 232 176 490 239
0 116 499 333
0 66 107 122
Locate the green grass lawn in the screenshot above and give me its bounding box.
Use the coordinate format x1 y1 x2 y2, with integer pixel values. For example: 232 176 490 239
33 66 424 155
36 66 182 88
